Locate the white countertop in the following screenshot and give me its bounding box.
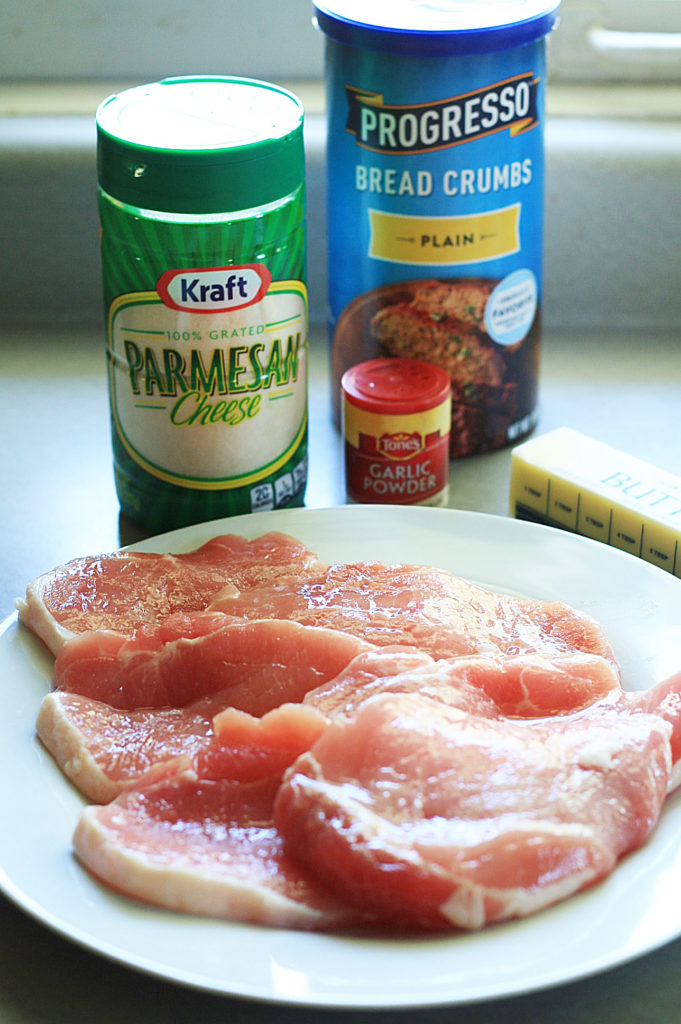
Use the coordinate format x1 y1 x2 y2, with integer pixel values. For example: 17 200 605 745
3 328 680 610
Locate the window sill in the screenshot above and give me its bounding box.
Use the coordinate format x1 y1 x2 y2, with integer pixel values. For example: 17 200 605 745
1 82 679 334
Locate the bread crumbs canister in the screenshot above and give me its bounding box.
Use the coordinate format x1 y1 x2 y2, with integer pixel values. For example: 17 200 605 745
314 0 560 458
96 76 308 533
342 358 451 505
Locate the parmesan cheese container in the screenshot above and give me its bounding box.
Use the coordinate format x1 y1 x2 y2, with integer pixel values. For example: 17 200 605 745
96 76 308 532
315 0 560 458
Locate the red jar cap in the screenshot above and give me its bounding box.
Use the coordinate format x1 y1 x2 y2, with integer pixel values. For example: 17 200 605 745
342 358 451 415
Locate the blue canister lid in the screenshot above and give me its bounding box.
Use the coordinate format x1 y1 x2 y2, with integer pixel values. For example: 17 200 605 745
313 1 561 56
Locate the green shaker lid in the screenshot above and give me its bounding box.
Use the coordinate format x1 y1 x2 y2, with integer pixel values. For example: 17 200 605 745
96 76 305 214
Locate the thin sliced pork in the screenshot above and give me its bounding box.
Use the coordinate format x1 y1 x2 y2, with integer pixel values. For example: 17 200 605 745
54 616 373 711
211 561 618 665
36 691 216 803
38 647 621 804
626 669 681 792
199 703 328 781
72 706 358 930
73 773 363 930
22 528 681 935
275 692 672 931
37 692 328 804
17 532 322 655
304 649 621 719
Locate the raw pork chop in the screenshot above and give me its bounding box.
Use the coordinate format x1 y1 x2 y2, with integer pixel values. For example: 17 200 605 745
626 669 681 792
41 617 371 801
54 615 372 711
37 686 328 804
38 647 621 803
17 532 322 655
73 775 362 930
72 706 359 930
304 649 621 719
212 560 617 664
201 702 328 781
36 691 217 803
275 692 672 930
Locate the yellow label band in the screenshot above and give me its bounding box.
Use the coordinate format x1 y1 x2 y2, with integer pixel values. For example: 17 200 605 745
343 399 451 450
368 205 520 265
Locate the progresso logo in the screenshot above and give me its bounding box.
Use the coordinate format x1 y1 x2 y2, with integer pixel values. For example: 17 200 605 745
345 73 540 155
157 265 272 313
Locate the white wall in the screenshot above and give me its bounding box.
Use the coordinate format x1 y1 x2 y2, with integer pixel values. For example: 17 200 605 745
3 0 324 82
2 1 680 333
4 0 681 85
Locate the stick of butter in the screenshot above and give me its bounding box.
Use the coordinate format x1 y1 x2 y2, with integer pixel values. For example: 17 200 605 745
509 427 681 577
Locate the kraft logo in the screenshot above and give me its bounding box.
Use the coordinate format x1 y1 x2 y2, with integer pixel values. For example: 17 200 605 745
157 264 272 313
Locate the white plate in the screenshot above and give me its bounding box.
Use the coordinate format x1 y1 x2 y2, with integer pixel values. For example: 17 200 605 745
3 505 681 1010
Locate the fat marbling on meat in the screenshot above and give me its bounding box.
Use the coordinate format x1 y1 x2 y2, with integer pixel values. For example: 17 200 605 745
17 532 323 655
275 691 673 930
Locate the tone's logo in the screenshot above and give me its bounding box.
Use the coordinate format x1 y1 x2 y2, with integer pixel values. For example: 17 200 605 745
157 264 272 313
378 431 424 460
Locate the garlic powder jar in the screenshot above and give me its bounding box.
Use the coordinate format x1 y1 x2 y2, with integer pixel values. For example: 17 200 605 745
342 358 451 505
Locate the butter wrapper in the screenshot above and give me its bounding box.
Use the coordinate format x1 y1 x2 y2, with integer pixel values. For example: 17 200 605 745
509 427 681 577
